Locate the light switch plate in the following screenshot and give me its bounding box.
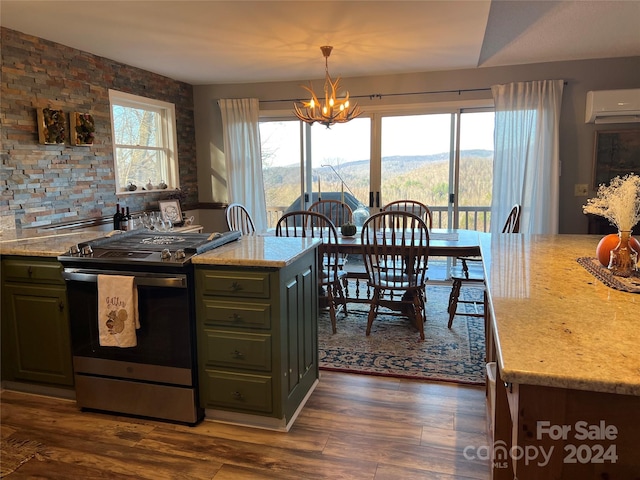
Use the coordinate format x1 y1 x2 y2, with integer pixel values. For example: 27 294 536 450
574 184 589 196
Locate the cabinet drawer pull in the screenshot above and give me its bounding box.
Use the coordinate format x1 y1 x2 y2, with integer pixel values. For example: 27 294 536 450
59 301 65 312
231 391 244 400
231 350 244 359
230 313 243 323
230 281 243 292
27 266 33 277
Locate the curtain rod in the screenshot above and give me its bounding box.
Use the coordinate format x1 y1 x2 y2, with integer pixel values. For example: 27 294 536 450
259 81 568 104
259 87 492 104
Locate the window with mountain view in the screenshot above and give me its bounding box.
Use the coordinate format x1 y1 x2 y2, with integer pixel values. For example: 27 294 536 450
259 107 494 231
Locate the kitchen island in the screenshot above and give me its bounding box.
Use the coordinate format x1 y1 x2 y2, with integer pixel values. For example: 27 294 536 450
192 236 320 431
483 234 639 479
2 230 320 431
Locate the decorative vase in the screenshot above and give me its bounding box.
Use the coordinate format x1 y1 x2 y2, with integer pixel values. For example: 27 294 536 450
608 230 638 277
352 204 370 228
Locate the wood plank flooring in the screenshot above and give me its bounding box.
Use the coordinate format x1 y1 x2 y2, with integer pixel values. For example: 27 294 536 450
1 372 490 479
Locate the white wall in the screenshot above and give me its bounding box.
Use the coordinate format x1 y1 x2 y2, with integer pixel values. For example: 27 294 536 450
194 56 640 234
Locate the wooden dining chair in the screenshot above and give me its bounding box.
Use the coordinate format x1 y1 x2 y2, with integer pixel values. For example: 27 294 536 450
309 199 354 273
276 210 348 334
225 203 256 235
381 200 433 229
308 199 353 227
447 204 521 327
361 211 430 341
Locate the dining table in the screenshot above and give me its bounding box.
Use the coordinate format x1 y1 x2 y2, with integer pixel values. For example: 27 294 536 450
330 228 485 306
335 227 483 258
265 226 485 302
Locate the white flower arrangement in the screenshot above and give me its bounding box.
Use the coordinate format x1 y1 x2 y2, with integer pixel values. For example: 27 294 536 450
583 173 640 231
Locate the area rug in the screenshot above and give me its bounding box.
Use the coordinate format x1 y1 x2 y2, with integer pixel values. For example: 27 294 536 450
0 438 45 478
318 285 486 385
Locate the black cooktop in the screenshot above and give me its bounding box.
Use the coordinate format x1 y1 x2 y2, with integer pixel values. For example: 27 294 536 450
86 231 235 252
58 230 241 268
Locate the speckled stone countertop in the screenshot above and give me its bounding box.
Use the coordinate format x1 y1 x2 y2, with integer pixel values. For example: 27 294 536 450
0 229 318 267
484 234 639 396
192 235 320 268
0 225 204 257
0 230 111 257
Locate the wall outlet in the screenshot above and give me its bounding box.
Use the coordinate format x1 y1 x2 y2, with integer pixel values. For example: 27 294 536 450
574 184 589 196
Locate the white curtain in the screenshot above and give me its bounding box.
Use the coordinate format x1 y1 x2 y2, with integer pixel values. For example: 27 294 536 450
490 80 564 234
218 98 267 232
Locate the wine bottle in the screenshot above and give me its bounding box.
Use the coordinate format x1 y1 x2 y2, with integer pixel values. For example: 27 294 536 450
120 207 128 231
126 207 133 231
113 203 122 230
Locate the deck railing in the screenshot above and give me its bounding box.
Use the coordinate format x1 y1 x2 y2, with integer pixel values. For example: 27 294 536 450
267 205 492 232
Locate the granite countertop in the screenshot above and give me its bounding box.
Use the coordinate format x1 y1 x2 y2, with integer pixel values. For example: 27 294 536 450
484 234 639 396
191 235 320 268
0 230 111 257
0 225 205 257
0 228 318 267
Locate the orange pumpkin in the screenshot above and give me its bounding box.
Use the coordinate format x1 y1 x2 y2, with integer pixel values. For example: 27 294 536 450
596 233 640 267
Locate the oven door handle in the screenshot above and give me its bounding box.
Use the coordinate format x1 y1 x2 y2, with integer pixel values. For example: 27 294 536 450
62 269 187 288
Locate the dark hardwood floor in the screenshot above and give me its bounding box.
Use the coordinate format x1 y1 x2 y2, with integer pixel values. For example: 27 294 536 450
1 372 489 479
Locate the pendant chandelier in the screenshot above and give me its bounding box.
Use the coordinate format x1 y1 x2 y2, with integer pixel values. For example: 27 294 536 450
293 46 362 128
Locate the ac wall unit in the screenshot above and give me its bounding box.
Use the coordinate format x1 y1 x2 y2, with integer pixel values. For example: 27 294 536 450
585 89 640 124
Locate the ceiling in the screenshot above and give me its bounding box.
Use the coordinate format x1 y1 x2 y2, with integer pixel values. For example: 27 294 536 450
1 1 639 86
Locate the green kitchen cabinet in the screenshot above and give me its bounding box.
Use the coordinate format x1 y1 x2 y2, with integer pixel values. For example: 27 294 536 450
195 248 318 431
1 256 74 387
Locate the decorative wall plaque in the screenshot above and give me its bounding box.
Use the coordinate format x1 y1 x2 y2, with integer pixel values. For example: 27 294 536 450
72 112 95 146
37 107 66 144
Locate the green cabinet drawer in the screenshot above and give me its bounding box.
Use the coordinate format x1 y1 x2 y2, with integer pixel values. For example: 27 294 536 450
202 330 272 371
200 299 271 329
202 370 272 413
198 270 270 298
2 258 64 284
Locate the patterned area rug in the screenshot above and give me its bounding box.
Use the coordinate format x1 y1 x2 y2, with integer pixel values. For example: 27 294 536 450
0 438 46 478
318 285 486 385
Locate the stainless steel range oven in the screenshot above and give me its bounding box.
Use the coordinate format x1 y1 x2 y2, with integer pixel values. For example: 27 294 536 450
58 230 240 424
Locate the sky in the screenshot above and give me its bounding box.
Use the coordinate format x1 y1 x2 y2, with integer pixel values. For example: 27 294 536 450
260 111 495 168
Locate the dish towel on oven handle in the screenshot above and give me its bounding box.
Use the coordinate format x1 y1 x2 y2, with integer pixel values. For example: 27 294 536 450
97 275 140 348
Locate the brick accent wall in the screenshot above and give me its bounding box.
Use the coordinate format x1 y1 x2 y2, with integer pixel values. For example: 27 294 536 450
0 27 197 229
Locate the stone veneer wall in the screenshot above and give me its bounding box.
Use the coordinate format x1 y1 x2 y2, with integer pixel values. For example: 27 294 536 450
0 27 197 229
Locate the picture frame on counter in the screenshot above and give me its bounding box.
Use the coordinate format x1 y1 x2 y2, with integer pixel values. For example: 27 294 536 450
159 199 182 225
592 129 640 188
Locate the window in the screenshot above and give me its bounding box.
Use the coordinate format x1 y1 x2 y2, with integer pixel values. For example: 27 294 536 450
109 90 179 193
259 120 302 220
259 101 494 231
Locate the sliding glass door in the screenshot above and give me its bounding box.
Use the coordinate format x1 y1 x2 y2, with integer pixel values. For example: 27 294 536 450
456 111 494 231
259 118 371 227
311 119 370 212
259 120 302 227
380 113 454 226
259 106 494 232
